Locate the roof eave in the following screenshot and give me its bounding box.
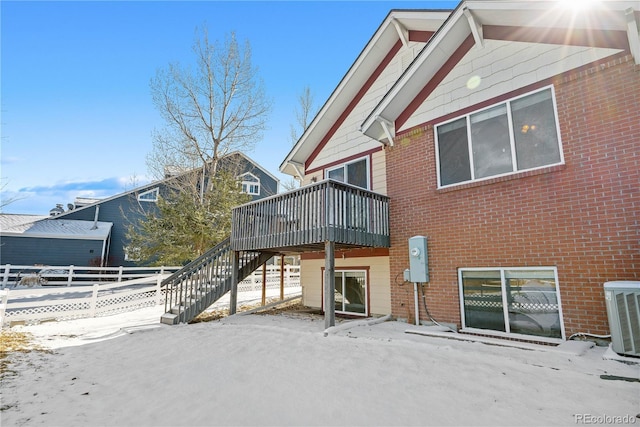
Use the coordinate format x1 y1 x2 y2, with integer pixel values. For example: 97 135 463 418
280 9 452 175
361 0 640 142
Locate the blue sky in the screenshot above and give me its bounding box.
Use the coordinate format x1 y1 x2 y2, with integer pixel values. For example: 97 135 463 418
1 0 457 215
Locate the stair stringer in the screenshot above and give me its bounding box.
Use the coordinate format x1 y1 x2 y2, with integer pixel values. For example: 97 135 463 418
161 242 272 325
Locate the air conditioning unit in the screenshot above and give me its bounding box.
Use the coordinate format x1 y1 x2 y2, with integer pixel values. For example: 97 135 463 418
603 281 640 357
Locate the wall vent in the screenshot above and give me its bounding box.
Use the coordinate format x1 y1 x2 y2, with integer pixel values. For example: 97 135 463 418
604 281 640 357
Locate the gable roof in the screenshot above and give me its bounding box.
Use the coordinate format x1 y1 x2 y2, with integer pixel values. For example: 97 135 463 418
53 150 278 218
361 0 640 143
279 9 451 178
230 151 280 185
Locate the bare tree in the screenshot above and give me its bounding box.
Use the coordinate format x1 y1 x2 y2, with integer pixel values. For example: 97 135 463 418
0 178 26 211
282 85 318 192
289 85 316 145
128 27 271 264
147 27 272 201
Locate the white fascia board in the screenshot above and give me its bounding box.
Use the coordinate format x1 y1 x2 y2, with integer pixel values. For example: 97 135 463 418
1 223 113 240
230 151 280 184
279 10 417 174
467 1 638 31
361 0 639 140
361 6 469 140
1 232 110 241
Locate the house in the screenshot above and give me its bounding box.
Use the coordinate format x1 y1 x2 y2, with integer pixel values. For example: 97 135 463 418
265 0 638 341
0 214 112 267
161 0 638 339
2 151 278 268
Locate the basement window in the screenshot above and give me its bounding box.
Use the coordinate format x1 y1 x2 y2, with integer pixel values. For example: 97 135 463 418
323 269 368 316
459 267 565 341
435 86 563 188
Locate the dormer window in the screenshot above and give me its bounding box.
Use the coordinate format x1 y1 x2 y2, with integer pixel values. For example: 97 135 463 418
239 173 260 195
137 187 159 202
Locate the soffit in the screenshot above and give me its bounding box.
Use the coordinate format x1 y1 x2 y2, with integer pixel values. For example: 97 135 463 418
361 0 640 142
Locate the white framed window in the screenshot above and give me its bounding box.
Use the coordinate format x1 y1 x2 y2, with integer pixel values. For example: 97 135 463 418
137 187 159 202
323 269 368 316
326 156 370 190
238 172 260 195
435 86 563 188
458 267 565 341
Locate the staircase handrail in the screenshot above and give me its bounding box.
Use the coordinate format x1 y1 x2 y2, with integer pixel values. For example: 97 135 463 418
161 237 231 287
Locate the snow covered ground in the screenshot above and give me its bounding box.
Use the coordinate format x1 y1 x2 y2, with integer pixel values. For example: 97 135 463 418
1 289 639 427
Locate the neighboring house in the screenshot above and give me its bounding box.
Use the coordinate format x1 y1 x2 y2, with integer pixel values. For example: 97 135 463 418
270 1 639 341
6 151 278 268
0 214 112 266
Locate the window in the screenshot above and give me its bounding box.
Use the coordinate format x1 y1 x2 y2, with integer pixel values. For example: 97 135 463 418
436 87 562 187
238 173 260 195
137 187 159 202
324 269 368 316
459 267 564 340
326 157 369 189
326 157 371 230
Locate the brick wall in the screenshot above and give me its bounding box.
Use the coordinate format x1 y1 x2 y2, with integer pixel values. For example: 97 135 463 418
386 54 640 336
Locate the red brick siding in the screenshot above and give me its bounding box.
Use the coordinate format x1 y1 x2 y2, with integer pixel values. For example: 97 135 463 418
386 54 640 336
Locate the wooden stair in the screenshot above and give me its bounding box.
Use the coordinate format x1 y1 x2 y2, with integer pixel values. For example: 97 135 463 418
160 237 271 325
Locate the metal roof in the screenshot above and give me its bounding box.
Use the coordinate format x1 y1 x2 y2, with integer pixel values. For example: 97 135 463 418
0 214 112 240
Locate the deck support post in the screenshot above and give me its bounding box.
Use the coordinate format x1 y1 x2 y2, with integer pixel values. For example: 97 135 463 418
229 250 240 315
324 240 335 329
261 261 267 306
279 255 285 300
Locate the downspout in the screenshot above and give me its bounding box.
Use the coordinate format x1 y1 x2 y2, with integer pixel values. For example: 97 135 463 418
101 234 108 267
105 232 112 267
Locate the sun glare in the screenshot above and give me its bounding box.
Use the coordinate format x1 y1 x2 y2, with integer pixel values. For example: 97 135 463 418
559 0 599 10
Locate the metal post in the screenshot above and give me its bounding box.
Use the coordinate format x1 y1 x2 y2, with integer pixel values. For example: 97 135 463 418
324 240 335 329
229 251 239 315
413 282 420 326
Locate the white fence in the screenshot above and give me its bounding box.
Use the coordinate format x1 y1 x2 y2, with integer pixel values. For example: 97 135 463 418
237 265 300 293
0 264 300 327
1 264 182 288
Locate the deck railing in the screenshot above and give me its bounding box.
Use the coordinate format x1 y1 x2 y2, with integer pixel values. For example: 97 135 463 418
231 179 390 252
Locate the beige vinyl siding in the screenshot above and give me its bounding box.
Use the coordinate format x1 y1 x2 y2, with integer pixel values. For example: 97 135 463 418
371 149 387 195
307 42 424 173
300 255 391 316
402 40 622 132
302 171 324 187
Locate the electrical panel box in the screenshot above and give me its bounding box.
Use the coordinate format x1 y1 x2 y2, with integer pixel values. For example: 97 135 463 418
408 236 429 283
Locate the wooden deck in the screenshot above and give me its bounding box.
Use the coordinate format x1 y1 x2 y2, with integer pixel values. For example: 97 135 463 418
231 179 390 253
